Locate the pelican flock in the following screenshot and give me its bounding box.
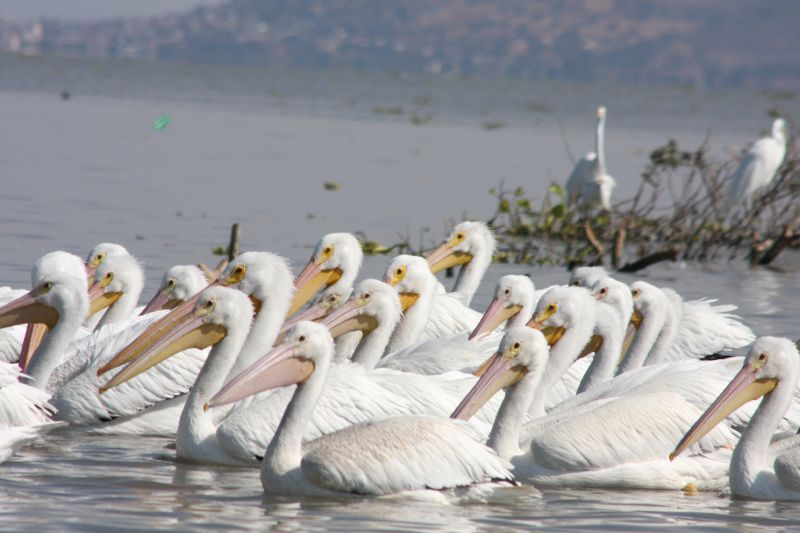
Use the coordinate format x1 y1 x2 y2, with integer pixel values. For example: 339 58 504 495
0 217 797 507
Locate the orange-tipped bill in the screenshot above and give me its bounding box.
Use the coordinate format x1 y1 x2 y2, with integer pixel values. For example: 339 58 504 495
320 298 377 339
469 297 522 341
205 344 314 410
452 351 527 421
288 259 342 317
670 364 777 461
99 301 225 393
426 243 472 274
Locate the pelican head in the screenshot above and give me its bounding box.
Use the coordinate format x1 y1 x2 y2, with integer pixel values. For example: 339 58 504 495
528 286 595 347
32 251 87 288
206 321 334 410
384 254 437 312
670 337 797 461
0 272 88 371
469 274 534 341
452 327 549 420
289 233 362 317
85 242 129 280
280 283 354 334
141 265 208 314
321 279 401 339
592 277 633 324
569 266 608 288
221 251 294 315
426 221 496 274
628 280 667 332
99 286 253 393
88 255 144 318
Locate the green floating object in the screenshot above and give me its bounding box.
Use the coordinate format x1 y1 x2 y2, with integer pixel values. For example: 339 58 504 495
152 114 170 130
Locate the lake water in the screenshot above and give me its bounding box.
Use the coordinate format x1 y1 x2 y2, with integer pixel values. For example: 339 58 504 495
0 55 799 531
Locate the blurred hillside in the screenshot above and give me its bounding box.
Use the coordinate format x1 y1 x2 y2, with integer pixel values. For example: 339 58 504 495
0 0 798 90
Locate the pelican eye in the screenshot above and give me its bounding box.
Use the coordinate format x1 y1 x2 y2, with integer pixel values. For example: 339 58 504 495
235 266 245 275
323 247 332 255
513 342 521 350
570 281 581 287
631 288 641 298
43 282 53 291
204 300 215 310
105 272 114 280
167 279 176 288
396 267 404 276
546 303 557 313
328 295 338 303
503 288 511 296
363 292 371 300
96 253 105 262
298 335 306 342
599 287 608 295
757 352 768 363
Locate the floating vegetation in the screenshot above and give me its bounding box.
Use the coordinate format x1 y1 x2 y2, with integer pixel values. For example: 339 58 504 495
482 120 506 131
372 106 405 116
410 113 433 126
323 181 342 191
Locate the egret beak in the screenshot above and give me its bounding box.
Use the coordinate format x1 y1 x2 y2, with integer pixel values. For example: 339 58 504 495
0 290 58 371
320 298 378 339
452 350 527 420
139 290 181 316
426 242 473 274
99 302 225 393
469 297 522 341
670 364 777 460
205 344 314 410
288 259 342 318
86 280 122 318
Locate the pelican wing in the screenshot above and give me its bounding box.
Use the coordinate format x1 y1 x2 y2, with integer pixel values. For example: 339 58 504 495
666 299 754 360
528 392 736 471
0 362 55 426
50 312 206 427
301 416 513 495
422 293 482 341
378 331 500 375
0 422 63 463
217 365 500 463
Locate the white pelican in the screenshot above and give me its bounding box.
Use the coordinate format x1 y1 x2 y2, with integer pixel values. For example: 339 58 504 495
622 280 754 373
100 280 504 464
426 221 495 306
207 321 515 499
140 265 208 315
289 233 362 318
723 118 788 211
565 106 615 210
568 266 608 288
48 262 211 431
452 326 735 491
279 283 358 362
672 337 800 500
386 254 481 350
0 251 87 367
